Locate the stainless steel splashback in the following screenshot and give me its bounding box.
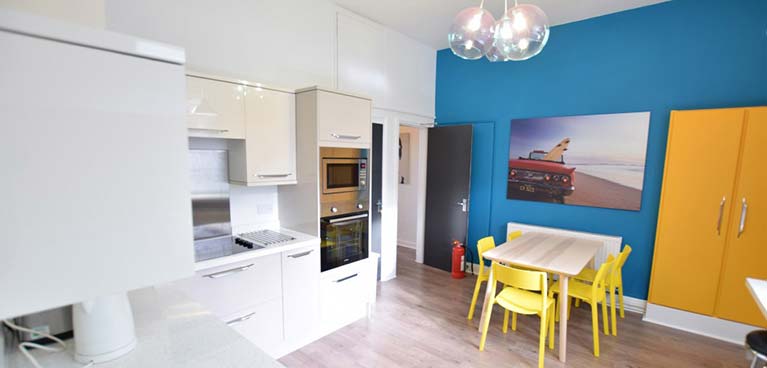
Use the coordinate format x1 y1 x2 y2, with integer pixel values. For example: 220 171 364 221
189 150 232 240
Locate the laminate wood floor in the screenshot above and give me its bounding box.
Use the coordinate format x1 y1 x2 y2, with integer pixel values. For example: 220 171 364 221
280 247 747 368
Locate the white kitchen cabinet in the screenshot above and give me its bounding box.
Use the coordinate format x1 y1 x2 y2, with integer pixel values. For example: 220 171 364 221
170 254 281 320
225 298 284 355
297 87 371 148
229 87 297 186
282 245 320 347
186 75 246 139
319 254 378 334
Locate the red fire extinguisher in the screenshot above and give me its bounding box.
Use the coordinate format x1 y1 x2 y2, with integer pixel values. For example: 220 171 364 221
451 240 466 279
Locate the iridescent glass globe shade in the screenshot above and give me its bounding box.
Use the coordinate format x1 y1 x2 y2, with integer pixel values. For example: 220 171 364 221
448 7 495 60
505 4 549 61
485 15 515 62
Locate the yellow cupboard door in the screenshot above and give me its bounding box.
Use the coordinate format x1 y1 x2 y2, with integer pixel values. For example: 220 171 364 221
715 108 767 327
649 109 744 315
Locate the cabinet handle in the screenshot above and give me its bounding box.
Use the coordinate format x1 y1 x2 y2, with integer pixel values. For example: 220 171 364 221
738 197 748 238
716 196 726 235
256 173 292 178
331 133 361 140
188 128 229 133
334 273 358 283
226 312 256 326
203 263 254 279
288 250 314 258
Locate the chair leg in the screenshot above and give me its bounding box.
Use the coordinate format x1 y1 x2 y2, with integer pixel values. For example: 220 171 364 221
503 309 510 334
467 279 484 320
479 299 494 351
575 299 581 308
611 289 618 336
548 307 555 350
538 310 547 368
555 294 560 322
750 354 762 368
591 303 600 357
601 299 609 335
618 283 626 318
512 312 518 331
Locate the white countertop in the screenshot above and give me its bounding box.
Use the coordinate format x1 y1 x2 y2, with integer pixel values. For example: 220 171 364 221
3 287 283 368
746 278 767 320
194 228 318 271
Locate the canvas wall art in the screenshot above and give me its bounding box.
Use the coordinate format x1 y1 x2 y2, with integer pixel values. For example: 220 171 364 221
507 112 650 211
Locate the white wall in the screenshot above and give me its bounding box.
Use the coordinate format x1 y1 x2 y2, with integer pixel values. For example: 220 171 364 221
104 0 337 90
397 126 420 248
0 0 105 28
104 0 435 118
337 11 436 118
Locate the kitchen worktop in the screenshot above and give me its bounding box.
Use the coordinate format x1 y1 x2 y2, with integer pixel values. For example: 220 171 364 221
3 287 284 368
194 227 318 271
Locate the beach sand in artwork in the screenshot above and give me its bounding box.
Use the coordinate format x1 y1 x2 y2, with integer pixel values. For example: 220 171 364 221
508 172 642 211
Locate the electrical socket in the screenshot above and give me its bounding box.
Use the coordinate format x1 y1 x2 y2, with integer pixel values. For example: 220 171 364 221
26 325 50 341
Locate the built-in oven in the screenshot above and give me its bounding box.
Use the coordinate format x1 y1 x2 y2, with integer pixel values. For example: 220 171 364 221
320 212 369 272
319 147 370 272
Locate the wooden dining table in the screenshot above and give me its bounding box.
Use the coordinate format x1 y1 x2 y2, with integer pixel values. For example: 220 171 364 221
478 231 603 362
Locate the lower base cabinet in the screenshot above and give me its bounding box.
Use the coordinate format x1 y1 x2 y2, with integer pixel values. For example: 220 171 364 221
319 254 379 334
225 299 284 354
171 245 378 358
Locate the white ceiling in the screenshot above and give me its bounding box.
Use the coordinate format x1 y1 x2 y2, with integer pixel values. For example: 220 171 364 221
333 0 668 50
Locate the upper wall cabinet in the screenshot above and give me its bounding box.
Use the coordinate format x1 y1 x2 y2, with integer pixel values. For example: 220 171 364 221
317 89 371 147
229 86 297 186
337 12 436 119
297 87 372 148
186 75 246 139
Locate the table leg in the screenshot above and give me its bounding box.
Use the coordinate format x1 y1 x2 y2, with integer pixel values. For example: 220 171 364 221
559 274 568 362
477 267 495 332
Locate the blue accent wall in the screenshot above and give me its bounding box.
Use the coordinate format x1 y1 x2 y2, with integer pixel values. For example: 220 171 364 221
436 0 767 299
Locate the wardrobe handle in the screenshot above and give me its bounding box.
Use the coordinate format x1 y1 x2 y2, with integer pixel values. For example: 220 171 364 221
738 198 748 238
716 196 726 235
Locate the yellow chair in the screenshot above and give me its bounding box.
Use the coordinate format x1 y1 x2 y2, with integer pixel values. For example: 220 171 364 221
508 230 522 242
574 245 632 335
479 262 555 368
549 256 617 357
467 232 522 320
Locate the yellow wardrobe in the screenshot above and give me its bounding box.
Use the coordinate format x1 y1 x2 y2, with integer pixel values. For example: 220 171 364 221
649 106 767 327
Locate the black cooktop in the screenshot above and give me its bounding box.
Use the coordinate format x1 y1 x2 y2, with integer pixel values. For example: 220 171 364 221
193 235 262 262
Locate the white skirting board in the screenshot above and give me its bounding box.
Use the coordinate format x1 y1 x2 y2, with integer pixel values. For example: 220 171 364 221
643 303 758 345
397 240 416 249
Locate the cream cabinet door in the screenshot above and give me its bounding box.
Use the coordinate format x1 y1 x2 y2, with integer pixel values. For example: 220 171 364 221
186 76 246 139
282 245 320 346
243 87 296 185
317 90 371 147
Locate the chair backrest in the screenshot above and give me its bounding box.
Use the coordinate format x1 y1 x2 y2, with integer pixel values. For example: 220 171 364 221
507 230 523 242
592 256 617 296
477 236 496 265
617 244 632 269
492 262 548 309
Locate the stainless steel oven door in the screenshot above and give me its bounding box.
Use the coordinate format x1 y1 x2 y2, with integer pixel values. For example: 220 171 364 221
321 158 366 194
320 212 369 272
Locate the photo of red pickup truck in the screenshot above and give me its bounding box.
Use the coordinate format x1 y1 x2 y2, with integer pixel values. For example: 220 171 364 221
508 138 575 204
507 112 650 211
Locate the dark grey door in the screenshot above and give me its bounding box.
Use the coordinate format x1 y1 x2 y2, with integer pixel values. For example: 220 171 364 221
371 123 383 280
424 125 473 272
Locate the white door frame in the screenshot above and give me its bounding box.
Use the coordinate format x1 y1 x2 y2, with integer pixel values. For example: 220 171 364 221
373 108 433 280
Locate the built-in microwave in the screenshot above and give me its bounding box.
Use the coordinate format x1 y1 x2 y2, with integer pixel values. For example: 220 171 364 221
320 157 368 195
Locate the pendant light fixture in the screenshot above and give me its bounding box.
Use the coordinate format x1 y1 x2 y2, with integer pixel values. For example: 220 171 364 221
447 0 496 60
449 0 550 62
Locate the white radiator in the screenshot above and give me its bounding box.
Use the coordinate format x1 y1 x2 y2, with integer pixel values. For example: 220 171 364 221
506 222 622 270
